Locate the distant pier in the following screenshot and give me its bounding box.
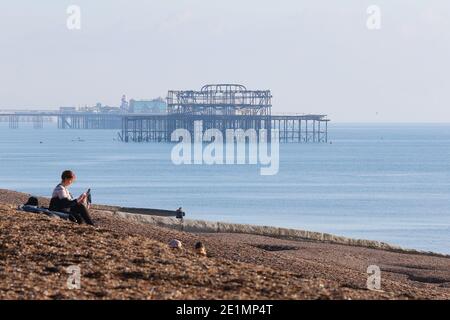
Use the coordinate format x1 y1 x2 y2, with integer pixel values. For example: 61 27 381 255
0 84 329 143
120 84 328 143
0 112 122 130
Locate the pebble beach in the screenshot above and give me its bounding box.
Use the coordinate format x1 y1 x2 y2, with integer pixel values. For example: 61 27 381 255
0 189 449 300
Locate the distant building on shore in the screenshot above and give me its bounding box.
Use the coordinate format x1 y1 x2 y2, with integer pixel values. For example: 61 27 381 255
78 103 120 114
59 107 77 113
57 95 167 114
61 104 120 114
129 97 167 114
120 95 129 112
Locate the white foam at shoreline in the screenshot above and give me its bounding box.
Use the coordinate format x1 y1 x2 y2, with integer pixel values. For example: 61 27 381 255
99 209 449 258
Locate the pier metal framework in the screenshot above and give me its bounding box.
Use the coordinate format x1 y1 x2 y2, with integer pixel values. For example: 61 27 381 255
272 115 328 143
119 115 168 142
167 84 272 116
119 84 329 143
0 115 50 129
168 84 271 141
57 114 122 129
119 114 329 143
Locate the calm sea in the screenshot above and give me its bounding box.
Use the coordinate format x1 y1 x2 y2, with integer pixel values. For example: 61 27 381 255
0 123 449 254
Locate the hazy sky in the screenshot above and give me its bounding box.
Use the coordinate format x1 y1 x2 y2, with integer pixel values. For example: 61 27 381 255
0 1 449 122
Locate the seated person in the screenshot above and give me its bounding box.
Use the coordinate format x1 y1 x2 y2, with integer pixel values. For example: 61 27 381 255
49 170 94 226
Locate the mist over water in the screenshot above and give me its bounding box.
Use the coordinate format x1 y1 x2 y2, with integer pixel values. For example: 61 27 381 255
1 123 449 254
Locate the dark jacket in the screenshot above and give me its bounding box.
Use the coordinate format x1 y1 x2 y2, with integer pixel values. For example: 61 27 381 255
49 184 78 212
49 197 78 213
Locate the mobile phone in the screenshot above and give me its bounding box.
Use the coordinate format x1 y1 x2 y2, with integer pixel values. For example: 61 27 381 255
86 188 92 205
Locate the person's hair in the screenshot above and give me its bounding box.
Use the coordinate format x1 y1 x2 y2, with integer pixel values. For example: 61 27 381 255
195 242 204 249
61 170 75 181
